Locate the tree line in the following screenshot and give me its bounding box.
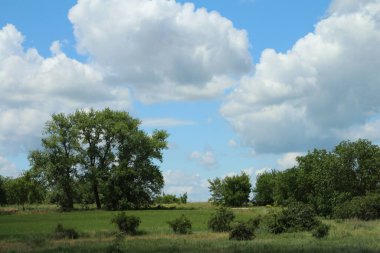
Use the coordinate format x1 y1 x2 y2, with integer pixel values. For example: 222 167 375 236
253 139 380 217
0 108 168 211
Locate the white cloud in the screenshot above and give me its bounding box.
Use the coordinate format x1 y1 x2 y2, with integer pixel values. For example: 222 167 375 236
68 0 252 103
277 152 302 170
0 156 19 178
0 24 132 155
163 170 208 201
190 150 217 168
228 139 238 147
221 0 380 153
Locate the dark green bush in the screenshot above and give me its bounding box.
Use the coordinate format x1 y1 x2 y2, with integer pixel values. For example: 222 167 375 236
333 194 380 220
312 223 330 239
53 224 79 239
111 212 141 235
229 221 255 241
267 202 320 234
208 207 235 232
168 214 192 234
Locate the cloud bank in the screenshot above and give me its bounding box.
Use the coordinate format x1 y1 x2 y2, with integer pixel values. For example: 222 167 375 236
221 0 380 153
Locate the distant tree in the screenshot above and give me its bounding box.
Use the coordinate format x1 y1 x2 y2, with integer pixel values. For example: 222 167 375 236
0 176 7 205
253 170 277 205
180 192 188 204
209 172 251 207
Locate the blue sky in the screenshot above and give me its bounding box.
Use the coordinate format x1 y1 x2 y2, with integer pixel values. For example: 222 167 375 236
1 0 380 201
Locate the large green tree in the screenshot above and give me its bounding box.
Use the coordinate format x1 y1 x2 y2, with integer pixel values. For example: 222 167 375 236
29 108 168 210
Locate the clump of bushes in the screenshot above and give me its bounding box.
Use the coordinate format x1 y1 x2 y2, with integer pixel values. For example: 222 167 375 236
53 223 79 239
229 221 256 241
333 193 380 220
208 207 235 232
312 223 330 239
168 214 192 234
267 202 320 234
111 212 141 235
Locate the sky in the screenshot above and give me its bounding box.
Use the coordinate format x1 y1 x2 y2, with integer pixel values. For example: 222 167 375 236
1 0 380 201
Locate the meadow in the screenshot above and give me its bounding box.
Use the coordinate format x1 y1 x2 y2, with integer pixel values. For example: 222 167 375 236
0 203 379 253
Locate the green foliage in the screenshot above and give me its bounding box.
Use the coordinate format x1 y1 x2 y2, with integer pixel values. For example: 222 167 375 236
333 193 380 220
267 203 320 234
168 214 192 234
111 212 141 235
208 207 235 232
312 223 330 239
253 139 380 217
53 223 79 239
155 192 188 204
29 108 168 210
253 170 277 205
229 221 255 241
208 172 251 207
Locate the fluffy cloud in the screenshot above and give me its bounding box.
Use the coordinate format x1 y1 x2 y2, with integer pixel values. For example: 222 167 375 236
0 156 19 177
0 24 131 155
221 0 380 153
163 170 208 201
277 152 302 170
68 0 252 102
190 150 217 168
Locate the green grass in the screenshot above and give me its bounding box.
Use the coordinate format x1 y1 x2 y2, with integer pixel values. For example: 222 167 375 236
1 204 380 252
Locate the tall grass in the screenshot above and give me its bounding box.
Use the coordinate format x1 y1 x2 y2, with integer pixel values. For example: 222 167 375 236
1 204 380 252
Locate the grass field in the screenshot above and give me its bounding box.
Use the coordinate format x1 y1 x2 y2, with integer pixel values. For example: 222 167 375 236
0 203 380 253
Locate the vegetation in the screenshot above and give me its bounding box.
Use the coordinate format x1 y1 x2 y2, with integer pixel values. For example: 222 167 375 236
1 204 379 252
111 212 141 235
266 202 320 234
253 139 380 218
168 214 192 234
26 108 168 210
312 223 330 239
229 221 255 241
208 172 251 207
155 192 188 204
208 206 235 232
52 223 79 240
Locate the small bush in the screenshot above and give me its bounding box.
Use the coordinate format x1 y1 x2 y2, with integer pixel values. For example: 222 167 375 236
53 224 79 240
267 202 320 234
229 221 255 241
111 212 141 235
247 217 261 231
312 223 330 239
168 215 192 234
208 207 235 232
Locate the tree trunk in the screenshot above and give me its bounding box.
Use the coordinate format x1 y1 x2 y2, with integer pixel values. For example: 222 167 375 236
93 180 101 209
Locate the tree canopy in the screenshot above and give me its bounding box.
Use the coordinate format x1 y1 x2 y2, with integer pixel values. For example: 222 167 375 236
208 172 251 207
29 108 168 210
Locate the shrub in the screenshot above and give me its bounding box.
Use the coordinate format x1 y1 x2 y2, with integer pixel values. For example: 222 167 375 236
53 224 79 240
111 212 141 235
208 207 235 232
168 215 192 234
333 194 380 220
267 202 320 234
229 221 255 241
312 223 330 239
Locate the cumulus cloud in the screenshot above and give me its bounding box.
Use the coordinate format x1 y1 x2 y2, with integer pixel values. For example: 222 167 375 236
0 24 131 155
0 155 19 177
190 150 217 168
221 0 380 153
163 170 208 201
68 0 252 103
277 152 302 170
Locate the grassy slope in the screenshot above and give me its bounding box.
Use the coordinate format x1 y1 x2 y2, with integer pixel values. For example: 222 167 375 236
0 204 379 253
